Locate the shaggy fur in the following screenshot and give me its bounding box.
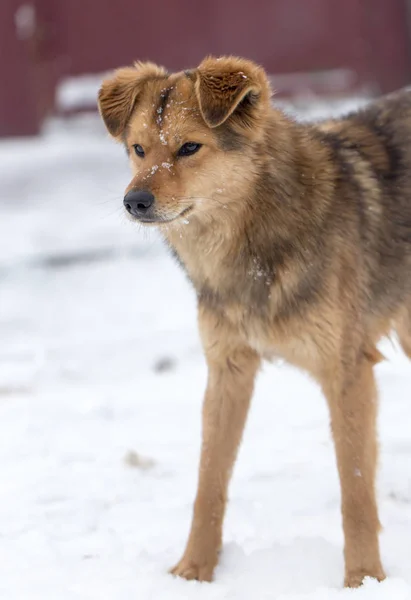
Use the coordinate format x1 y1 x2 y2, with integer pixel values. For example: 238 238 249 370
98 55 411 588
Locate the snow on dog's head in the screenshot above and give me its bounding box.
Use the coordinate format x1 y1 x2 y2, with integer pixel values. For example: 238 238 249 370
98 56 272 226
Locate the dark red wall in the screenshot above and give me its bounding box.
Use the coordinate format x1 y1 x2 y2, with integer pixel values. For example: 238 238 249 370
0 1 40 136
1 0 410 136
48 0 410 89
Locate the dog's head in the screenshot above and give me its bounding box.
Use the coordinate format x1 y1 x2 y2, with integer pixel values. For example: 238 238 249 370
98 56 272 225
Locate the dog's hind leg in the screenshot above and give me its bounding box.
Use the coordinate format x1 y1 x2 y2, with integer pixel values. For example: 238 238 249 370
170 308 260 582
321 350 386 588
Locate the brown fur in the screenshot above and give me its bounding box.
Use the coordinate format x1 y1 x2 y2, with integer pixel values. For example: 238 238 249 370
98 55 411 588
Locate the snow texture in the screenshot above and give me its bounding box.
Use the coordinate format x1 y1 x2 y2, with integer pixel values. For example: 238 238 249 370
1 101 411 599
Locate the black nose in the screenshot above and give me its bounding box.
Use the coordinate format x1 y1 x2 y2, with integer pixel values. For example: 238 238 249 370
124 190 155 217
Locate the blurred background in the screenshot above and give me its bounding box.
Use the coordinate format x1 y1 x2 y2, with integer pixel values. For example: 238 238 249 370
3 0 409 390
2 2 411 598
1 0 410 136
2 0 410 387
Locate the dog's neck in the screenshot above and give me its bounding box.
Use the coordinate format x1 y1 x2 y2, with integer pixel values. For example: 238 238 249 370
162 113 335 314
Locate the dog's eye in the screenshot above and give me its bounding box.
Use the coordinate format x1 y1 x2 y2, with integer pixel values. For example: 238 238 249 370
132 144 145 158
178 142 202 157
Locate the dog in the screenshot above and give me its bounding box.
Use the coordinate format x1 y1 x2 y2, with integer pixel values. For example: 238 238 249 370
98 55 411 588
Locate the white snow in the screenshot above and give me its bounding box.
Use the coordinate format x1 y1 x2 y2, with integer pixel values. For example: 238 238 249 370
57 75 108 111
1 100 411 599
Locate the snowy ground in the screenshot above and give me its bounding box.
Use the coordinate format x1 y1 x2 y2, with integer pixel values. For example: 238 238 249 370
1 100 411 600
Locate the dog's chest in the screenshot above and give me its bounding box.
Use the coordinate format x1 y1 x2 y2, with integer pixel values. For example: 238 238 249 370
169 234 324 373
222 299 322 373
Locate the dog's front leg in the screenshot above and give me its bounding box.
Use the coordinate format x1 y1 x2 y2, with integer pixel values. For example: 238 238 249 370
322 354 386 588
171 311 260 582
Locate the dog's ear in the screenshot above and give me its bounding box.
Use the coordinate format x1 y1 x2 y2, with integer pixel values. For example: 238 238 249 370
98 62 167 138
194 56 271 128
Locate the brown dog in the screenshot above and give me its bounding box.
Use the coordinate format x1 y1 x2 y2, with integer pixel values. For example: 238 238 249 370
98 55 411 588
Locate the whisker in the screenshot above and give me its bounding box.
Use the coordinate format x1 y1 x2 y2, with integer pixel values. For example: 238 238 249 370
95 197 123 206
98 206 125 220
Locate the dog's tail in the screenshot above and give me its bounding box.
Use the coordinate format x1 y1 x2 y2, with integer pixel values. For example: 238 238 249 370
394 305 411 359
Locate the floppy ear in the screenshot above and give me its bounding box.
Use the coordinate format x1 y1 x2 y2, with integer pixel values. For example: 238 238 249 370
98 62 167 138
194 56 271 128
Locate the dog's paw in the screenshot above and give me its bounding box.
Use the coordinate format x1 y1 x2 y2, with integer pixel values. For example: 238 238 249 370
169 553 217 582
344 568 386 588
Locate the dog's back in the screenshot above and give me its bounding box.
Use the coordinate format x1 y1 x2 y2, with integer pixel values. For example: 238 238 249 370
313 91 411 340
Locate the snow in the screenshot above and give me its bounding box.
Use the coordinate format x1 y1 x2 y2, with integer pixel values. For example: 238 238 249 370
2 101 411 599
57 75 108 111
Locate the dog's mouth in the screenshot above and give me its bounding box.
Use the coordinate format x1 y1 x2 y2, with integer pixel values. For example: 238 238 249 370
136 205 194 225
